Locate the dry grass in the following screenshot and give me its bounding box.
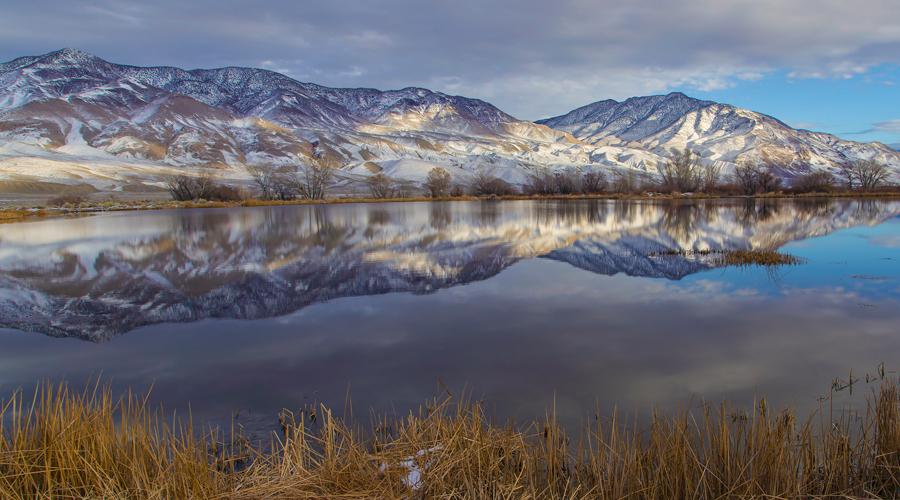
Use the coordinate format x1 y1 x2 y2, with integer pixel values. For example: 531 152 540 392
0 209 43 224
1 381 898 499
653 248 804 268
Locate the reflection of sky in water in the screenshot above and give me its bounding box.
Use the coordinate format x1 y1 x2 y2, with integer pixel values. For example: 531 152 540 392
0 201 898 433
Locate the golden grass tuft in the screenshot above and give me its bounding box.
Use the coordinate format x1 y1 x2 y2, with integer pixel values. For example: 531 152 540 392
654 248 804 268
0 209 43 223
0 381 898 498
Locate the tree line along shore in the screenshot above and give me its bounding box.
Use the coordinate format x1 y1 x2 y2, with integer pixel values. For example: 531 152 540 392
1 151 898 223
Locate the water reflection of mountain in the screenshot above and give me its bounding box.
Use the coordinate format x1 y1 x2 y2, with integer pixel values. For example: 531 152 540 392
0 199 897 340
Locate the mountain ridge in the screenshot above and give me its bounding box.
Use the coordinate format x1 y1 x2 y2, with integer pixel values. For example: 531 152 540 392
0 48 898 195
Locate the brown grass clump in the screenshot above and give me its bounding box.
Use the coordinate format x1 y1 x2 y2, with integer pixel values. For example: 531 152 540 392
654 248 804 268
718 249 804 267
0 209 42 223
1 381 899 498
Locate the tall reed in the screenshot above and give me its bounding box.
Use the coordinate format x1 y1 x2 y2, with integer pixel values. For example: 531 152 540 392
1 381 897 498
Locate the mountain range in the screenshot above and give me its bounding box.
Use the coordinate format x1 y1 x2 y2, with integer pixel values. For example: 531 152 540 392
0 48 898 195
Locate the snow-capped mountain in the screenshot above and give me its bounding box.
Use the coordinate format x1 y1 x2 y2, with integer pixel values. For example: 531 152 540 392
537 92 900 179
0 48 587 193
0 48 898 195
1 199 897 340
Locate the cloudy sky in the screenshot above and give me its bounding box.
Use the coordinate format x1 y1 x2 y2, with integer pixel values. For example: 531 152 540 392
2 0 899 146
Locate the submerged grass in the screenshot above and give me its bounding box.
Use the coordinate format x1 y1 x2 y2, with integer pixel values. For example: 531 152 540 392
1 381 898 498
653 248 804 268
0 209 42 224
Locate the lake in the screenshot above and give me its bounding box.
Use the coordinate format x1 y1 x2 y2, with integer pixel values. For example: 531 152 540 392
0 198 898 435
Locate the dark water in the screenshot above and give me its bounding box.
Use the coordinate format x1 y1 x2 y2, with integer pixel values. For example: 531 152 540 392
0 199 898 434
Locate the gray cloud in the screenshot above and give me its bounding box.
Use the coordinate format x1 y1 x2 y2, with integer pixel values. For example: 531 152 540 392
1 0 899 118
849 119 900 135
873 120 900 133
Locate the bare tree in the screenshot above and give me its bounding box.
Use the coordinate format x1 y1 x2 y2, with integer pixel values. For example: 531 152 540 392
424 167 452 197
852 160 890 191
733 161 782 194
470 170 516 196
657 149 703 192
271 175 298 200
553 170 580 194
524 170 556 195
164 171 215 201
733 161 759 195
756 166 782 193
248 166 299 200
792 171 835 193
837 163 856 190
367 173 395 198
612 170 642 194
247 166 274 200
582 170 607 194
165 174 195 201
296 163 333 200
699 162 723 192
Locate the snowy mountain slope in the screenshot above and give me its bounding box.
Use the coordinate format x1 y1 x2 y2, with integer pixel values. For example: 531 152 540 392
0 199 897 339
1 49 898 195
538 92 900 180
0 49 591 192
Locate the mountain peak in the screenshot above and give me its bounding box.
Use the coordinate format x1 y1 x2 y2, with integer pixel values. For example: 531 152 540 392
537 92 716 133
41 48 102 65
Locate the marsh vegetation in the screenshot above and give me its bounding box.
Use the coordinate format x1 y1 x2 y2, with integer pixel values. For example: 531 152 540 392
0 380 898 498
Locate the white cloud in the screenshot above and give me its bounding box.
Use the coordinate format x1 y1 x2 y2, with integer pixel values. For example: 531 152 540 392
872 120 900 133
2 0 900 117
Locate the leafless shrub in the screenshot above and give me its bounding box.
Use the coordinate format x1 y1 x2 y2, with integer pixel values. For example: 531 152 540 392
699 162 723 192
470 170 516 196
525 169 591 195
733 161 782 194
581 171 607 194
657 149 703 192
47 193 86 207
247 166 275 200
206 185 243 201
756 167 782 193
792 171 835 193
524 171 556 195
612 169 643 194
247 166 297 200
424 167 452 197
367 173 396 199
553 170 580 194
164 171 244 202
165 172 215 201
450 184 465 197
838 163 856 190
272 177 298 200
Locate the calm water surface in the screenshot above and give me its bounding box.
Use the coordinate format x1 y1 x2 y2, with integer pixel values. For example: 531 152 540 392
0 199 898 433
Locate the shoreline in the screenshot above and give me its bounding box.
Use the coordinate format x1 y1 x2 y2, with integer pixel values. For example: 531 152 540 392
3 190 900 224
